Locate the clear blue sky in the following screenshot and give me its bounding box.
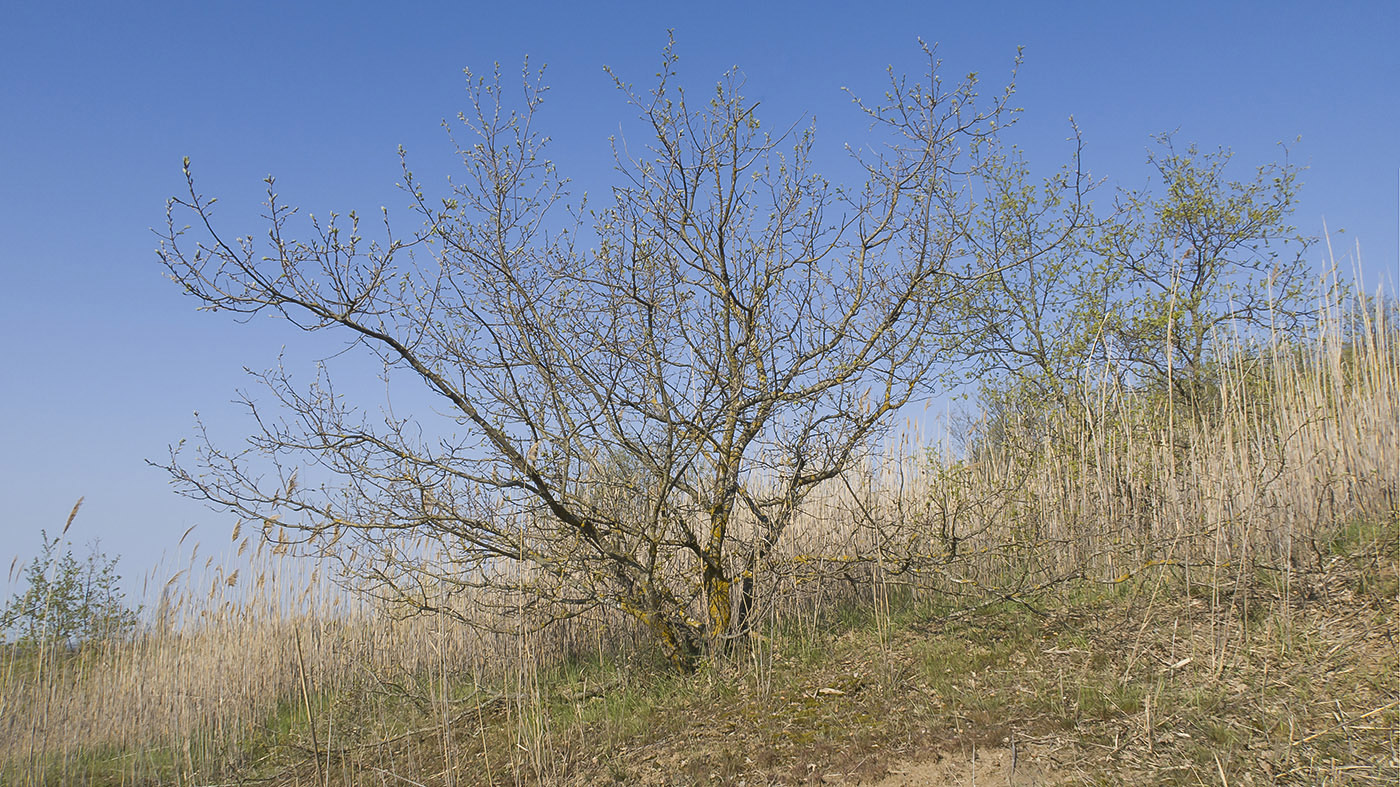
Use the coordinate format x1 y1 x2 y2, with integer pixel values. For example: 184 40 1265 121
2 1 1396 593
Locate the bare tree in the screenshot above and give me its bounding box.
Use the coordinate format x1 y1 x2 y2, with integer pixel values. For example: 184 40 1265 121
156 41 1016 670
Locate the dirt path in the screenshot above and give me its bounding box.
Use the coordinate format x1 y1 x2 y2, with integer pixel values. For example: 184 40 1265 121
864 745 1063 786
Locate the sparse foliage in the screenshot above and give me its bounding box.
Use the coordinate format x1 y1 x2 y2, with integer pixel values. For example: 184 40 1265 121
156 41 1020 669
960 132 1320 461
1104 134 1316 405
956 123 1119 455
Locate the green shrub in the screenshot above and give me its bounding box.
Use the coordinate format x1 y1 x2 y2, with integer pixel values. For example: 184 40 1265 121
2 525 139 649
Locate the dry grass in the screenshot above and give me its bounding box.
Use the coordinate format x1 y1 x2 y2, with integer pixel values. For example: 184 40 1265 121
527 540 1397 785
2 287 1397 785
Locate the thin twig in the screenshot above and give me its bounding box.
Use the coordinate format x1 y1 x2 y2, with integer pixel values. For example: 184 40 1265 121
1292 700 1400 745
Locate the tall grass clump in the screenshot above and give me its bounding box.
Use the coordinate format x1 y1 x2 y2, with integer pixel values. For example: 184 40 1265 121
920 283 1397 597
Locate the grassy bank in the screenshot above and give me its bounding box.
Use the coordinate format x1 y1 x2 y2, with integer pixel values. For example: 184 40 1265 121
7 515 1393 785
3 292 1397 785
